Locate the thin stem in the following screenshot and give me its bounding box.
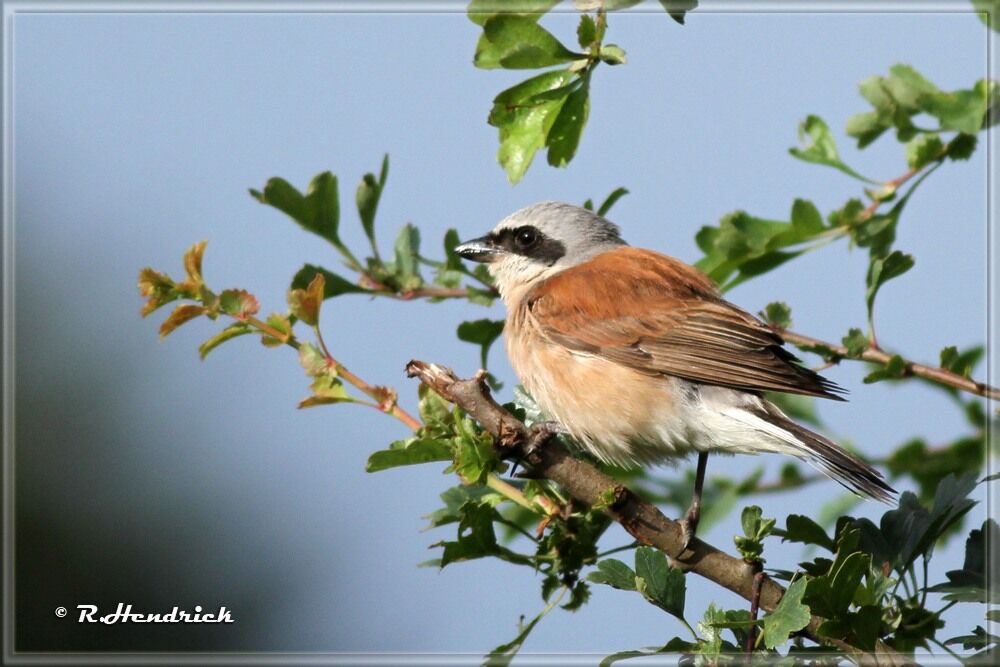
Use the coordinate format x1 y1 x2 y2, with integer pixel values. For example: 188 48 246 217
930 637 962 661
781 329 1000 401
595 542 640 559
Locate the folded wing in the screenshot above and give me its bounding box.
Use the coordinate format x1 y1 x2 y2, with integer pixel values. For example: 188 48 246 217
525 247 845 400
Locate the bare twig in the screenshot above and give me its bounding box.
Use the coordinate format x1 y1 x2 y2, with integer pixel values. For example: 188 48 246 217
405 360 910 665
780 329 999 401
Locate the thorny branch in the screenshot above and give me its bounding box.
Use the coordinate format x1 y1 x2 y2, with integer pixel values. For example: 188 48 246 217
405 360 911 666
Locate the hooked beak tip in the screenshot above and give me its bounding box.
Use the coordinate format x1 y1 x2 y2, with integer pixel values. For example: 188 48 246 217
455 237 501 263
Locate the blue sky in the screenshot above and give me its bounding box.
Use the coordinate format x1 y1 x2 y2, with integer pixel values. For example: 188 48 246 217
9 3 992 658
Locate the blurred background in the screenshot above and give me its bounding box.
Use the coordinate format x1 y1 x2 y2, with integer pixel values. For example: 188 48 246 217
8 3 992 659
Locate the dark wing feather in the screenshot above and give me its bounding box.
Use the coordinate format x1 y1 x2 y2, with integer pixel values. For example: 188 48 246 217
526 248 845 400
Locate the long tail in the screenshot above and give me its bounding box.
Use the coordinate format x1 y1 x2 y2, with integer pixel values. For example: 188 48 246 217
752 401 896 503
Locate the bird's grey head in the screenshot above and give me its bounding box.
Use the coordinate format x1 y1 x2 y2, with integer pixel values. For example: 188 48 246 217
455 201 627 298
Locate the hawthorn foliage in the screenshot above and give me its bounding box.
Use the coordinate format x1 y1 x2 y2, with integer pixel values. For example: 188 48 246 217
139 3 998 663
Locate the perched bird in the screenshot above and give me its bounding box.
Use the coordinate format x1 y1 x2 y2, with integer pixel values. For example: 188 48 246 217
456 202 895 544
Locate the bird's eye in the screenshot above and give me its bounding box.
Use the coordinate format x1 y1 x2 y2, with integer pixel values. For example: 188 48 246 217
514 226 539 248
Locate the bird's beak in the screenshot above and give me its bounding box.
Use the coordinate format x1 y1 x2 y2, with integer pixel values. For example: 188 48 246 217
455 235 502 263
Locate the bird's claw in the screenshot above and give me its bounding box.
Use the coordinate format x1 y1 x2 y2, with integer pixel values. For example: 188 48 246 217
524 421 564 457
679 504 700 551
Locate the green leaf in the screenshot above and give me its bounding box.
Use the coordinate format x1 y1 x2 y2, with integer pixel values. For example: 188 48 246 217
546 76 590 167
598 44 627 65
921 88 989 134
366 437 453 472
218 289 260 322
928 519 1000 602
467 0 561 26
452 417 499 484
846 110 888 149
939 345 984 378
760 302 792 330
260 312 292 347
887 436 983 503
485 599 556 667
456 318 505 370
778 514 836 552
761 577 811 649
576 14 597 48
252 172 345 253
356 155 389 256
863 354 908 384
658 0 697 24
865 250 914 327
158 304 206 339
791 198 825 235
905 133 944 171
475 15 582 69
634 546 686 618
586 558 638 591
290 264 368 297
884 63 940 110
842 328 869 358
198 322 253 359
789 115 875 183
972 0 1000 31
392 223 423 291
489 69 577 183
946 133 978 160
596 187 629 216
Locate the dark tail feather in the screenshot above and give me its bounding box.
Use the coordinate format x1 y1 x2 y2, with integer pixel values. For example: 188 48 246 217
754 404 896 503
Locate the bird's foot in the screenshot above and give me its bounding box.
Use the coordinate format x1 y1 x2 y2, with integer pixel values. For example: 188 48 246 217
523 421 565 457
679 502 701 550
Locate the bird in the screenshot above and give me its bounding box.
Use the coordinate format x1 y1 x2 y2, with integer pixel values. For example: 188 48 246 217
455 201 896 545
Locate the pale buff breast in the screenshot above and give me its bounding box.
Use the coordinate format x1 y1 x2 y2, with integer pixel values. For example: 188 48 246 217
505 303 696 467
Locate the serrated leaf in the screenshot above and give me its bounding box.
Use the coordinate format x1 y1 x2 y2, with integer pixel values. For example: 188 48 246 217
789 115 875 183
791 198 824 235
457 318 505 370
393 223 423 291
946 133 978 160
287 271 325 326
138 267 178 316
761 577 811 649
863 354 908 384
576 14 597 48
905 133 944 170
252 172 344 252
182 240 208 287
489 70 577 183
842 328 869 358
159 304 206 338
779 515 836 552
586 558 638 591
218 289 260 321
761 302 792 330
366 437 453 472
634 546 685 618
865 250 914 326
198 322 253 359
260 312 292 347
546 76 590 167
298 341 328 377
475 15 582 70
356 156 388 254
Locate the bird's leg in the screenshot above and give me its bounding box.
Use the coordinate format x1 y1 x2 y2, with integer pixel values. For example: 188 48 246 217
509 421 565 479
680 452 709 548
